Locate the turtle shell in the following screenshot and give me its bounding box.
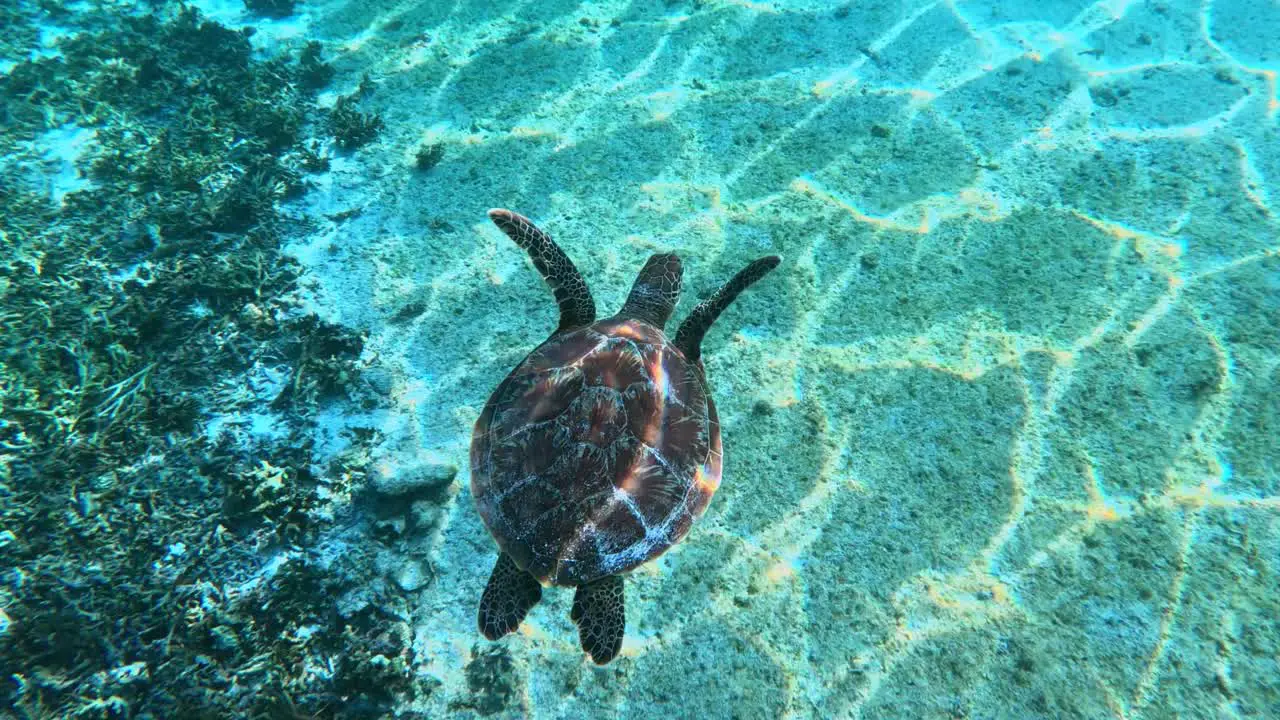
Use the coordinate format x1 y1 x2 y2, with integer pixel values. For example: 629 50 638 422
470 317 722 587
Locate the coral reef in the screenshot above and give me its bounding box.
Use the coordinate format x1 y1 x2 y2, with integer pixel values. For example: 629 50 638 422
300 40 336 91
412 141 444 172
330 75 384 151
0 3 410 718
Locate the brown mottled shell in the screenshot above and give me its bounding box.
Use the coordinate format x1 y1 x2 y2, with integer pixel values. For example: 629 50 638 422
470 318 722 587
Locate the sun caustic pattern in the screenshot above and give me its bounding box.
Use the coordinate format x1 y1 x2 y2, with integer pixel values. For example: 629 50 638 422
2 0 1277 718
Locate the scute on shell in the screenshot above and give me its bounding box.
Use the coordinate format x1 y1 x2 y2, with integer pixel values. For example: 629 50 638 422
471 319 722 587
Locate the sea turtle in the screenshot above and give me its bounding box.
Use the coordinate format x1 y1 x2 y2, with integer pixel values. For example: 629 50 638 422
470 208 779 664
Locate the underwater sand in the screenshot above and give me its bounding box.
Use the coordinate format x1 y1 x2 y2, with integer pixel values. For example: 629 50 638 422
9 0 1280 717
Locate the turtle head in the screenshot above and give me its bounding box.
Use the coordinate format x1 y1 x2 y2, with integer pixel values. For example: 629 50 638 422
617 253 683 330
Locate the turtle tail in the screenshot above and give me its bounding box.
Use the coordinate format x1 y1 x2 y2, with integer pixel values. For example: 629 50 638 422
674 256 781 364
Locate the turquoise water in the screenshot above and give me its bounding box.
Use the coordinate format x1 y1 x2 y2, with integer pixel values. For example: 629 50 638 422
1 0 1278 718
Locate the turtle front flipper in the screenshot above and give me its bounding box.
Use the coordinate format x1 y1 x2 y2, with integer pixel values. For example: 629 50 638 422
488 209 596 333
618 253 683 329
570 575 625 665
674 255 781 364
478 553 543 640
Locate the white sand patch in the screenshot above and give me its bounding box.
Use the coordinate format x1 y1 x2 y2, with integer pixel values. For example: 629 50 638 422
34 123 97 206
34 21 75 61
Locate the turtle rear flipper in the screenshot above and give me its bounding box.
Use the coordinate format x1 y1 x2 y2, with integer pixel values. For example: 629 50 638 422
675 255 781 364
571 575 625 664
618 253 683 329
479 553 543 640
488 209 596 333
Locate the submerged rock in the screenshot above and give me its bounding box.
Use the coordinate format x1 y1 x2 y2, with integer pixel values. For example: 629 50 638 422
393 559 431 592
370 461 457 497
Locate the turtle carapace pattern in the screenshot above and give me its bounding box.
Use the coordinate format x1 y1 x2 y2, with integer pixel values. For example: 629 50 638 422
471 208 780 665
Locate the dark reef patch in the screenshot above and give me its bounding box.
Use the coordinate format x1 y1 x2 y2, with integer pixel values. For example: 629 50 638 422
0 3 407 718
